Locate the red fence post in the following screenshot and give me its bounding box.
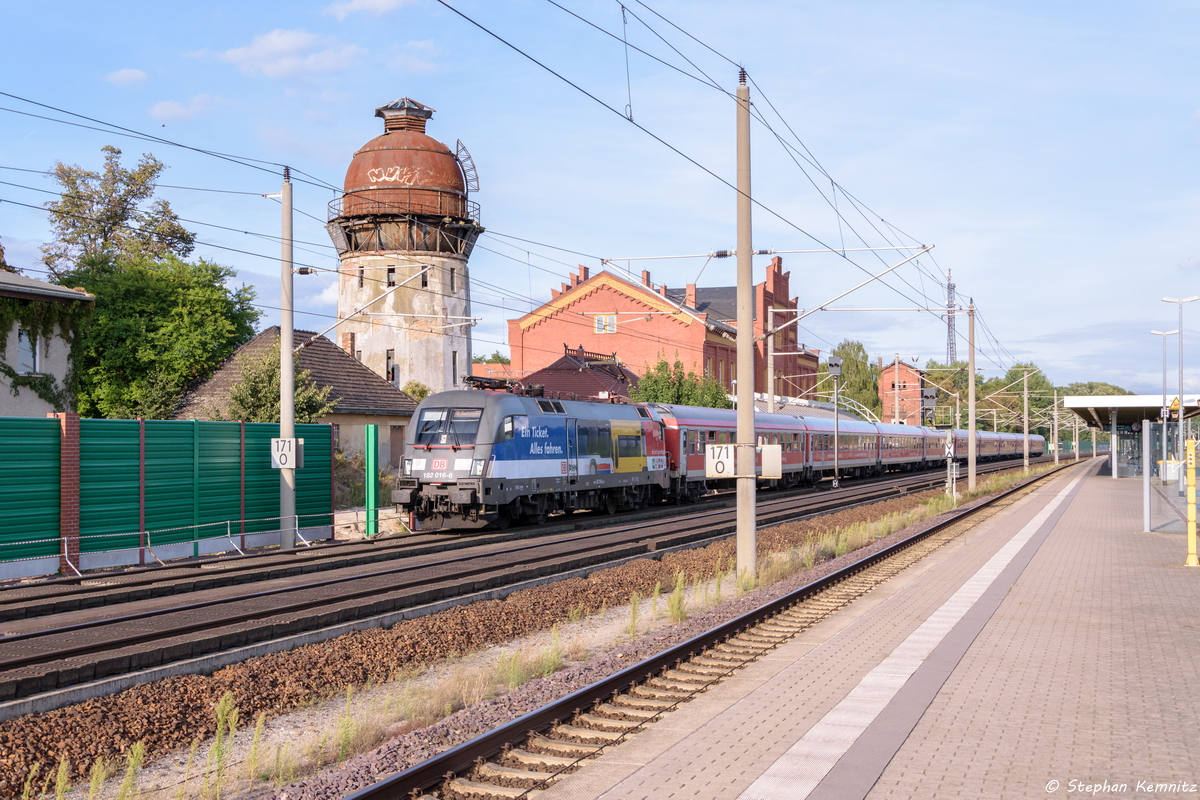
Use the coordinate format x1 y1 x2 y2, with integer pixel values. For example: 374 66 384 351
52 412 81 576
139 418 146 566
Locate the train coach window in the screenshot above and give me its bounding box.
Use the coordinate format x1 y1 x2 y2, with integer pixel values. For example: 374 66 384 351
449 409 483 443
415 407 484 445
618 435 642 458
415 409 448 444
578 423 612 459
500 415 525 441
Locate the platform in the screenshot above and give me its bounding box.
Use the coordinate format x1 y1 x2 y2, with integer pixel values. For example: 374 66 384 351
539 459 1200 799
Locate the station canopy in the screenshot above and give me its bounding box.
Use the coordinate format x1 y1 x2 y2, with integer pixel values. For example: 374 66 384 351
1064 395 1200 430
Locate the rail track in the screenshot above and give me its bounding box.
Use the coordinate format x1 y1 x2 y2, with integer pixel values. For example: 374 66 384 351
0 457 1051 710
342 458 1082 800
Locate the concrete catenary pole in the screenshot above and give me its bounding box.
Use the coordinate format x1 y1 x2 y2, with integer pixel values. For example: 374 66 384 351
1073 415 1079 462
735 71 756 583
1023 370 1030 470
968 301 976 491
1053 390 1060 465
767 307 776 414
280 167 296 550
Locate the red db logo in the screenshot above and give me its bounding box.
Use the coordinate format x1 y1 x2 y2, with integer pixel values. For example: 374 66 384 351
432 459 448 470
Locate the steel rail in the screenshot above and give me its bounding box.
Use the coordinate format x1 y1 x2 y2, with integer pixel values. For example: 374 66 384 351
0 458 1046 680
0 470 943 665
343 459 1081 800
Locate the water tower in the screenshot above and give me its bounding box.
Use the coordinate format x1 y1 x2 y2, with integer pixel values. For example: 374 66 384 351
326 97 483 394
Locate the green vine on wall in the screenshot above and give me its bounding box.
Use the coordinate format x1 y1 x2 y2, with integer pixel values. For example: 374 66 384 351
0 294 93 409
0 361 69 410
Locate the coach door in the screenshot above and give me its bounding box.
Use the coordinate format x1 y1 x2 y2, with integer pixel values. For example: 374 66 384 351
566 419 579 480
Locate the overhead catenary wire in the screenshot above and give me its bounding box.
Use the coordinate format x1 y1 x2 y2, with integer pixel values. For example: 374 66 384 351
0 92 340 192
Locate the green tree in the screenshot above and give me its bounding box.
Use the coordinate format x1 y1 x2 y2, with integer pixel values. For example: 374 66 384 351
42 145 196 277
472 350 510 364
978 362 1056 434
214 341 336 423
630 356 731 408
402 380 431 402
1060 381 1132 396
58 254 259 418
817 340 881 416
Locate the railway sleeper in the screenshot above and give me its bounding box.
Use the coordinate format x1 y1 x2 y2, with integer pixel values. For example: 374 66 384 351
576 711 645 732
592 701 663 721
660 668 715 684
472 761 563 788
629 684 693 701
500 748 581 772
611 693 679 711
692 653 745 668
714 641 764 656
527 733 603 757
554 722 628 744
734 631 788 645
675 662 734 678
649 675 710 692
445 775 542 799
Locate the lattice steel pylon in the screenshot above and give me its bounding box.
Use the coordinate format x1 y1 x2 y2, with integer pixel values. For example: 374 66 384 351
946 270 957 363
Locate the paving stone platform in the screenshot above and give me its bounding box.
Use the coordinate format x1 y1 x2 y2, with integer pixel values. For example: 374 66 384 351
539 460 1200 800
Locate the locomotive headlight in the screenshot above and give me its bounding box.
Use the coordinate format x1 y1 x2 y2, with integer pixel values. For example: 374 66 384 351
401 458 413 477
470 458 485 477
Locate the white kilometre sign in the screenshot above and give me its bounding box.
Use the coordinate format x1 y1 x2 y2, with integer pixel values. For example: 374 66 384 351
706 444 735 478
271 438 305 469
705 444 783 479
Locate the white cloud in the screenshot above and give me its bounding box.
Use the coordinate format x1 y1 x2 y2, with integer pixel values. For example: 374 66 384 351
324 0 415 21
216 29 364 79
104 68 147 86
388 40 439 74
149 94 225 121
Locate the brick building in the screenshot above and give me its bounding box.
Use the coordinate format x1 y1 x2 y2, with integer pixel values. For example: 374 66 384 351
507 257 819 398
879 358 924 424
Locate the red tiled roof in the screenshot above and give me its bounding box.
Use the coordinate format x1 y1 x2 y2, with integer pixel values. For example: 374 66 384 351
174 326 417 419
521 347 639 401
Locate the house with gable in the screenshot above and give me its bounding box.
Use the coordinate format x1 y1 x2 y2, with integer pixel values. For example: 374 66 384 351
0 270 93 416
507 257 819 399
174 327 417 466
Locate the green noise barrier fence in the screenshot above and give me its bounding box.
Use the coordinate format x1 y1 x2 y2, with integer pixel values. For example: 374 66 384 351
0 415 334 578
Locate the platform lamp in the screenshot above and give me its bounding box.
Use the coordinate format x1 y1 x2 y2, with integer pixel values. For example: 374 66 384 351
1163 296 1198 491
1152 329 1180 480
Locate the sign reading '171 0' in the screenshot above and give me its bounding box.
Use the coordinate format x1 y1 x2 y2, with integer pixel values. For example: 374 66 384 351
270 438 305 469
706 444 735 478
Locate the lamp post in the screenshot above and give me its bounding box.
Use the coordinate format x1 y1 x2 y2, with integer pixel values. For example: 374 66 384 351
1163 297 1197 490
829 357 843 488
1152 329 1180 480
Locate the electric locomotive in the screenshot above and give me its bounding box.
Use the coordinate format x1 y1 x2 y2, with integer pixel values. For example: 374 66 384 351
393 390 668 529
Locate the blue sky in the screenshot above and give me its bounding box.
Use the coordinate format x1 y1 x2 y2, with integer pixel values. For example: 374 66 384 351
2 0 1199 394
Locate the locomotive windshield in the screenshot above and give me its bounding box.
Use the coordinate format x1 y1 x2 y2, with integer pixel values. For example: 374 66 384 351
415 407 484 445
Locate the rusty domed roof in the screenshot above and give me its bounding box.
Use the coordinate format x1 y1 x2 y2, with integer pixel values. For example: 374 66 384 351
340 98 466 219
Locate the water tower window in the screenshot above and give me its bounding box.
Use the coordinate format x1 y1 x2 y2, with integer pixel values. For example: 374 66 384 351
358 267 364 289
421 270 429 289
386 267 396 287
452 351 459 385
386 349 395 383
450 268 456 293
